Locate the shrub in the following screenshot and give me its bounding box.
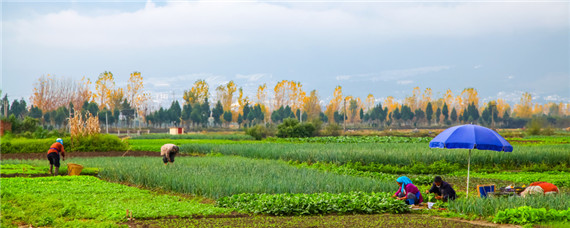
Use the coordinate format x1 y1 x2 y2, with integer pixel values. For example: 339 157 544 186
277 118 317 138
246 124 276 140
324 123 342 136
526 118 542 135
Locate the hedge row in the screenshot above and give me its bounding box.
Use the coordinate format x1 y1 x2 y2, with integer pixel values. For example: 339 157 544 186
1 134 129 153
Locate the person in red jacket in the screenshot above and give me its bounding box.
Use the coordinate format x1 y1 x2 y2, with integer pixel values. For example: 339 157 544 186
47 138 65 176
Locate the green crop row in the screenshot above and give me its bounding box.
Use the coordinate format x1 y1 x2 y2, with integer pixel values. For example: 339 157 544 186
1 134 129 153
492 206 570 225
1 176 231 228
0 164 99 176
447 194 570 217
289 161 433 185
216 192 410 216
265 136 432 144
127 139 259 152
131 133 254 140
90 156 395 199
180 142 570 169
506 136 570 145
464 171 570 187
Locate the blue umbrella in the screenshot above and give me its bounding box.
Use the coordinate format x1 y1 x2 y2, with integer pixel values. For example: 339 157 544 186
429 124 513 197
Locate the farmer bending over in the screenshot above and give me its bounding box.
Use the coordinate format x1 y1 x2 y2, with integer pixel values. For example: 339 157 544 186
47 138 65 176
161 144 179 165
425 176 456 202
393 176 423 205
521 182 559 197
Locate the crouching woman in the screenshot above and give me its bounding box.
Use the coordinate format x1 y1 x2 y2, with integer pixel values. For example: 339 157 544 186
393 176 423 205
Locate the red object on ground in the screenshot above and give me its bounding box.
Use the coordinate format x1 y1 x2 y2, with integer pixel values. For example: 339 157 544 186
530 182 559 193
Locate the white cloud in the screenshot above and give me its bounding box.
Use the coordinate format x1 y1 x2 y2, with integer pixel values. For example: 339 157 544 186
335 65 452 82
397 80 414 85
4 2 568 50
236 73 270 82
507 75 515 79
544 95 570 102
473 65 483 69
336 75 353 81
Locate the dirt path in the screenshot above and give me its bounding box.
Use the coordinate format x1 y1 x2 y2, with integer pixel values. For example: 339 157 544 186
125 214 511 228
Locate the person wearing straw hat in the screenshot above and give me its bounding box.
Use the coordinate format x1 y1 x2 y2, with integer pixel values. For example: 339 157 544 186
161 143 179 165
47 138 66 176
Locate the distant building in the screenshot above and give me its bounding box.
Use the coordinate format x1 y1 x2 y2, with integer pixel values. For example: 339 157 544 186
169 127 184 135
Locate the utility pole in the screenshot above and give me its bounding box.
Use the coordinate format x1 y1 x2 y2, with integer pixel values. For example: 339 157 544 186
343 99 347 132
106 111 109 134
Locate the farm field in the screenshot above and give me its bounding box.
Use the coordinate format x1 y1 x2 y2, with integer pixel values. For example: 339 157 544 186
1 176 231 227
1 134 569 227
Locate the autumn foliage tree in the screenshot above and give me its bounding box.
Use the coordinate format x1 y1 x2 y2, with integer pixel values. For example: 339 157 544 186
30 75 93 113
514 92 533 118
325 86 343 123
183 79 209 104
93 71 115 110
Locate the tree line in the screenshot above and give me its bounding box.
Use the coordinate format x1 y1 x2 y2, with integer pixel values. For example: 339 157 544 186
1 73 569 135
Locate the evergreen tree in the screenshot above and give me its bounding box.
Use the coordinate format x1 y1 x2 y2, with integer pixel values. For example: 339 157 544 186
442 103 449 122
29 106 43 119
200 99 210 125
435 107 441 125
425 102 433 125
212 101 224 125
450 108 458 123
169 100 182 126
223 111 232 125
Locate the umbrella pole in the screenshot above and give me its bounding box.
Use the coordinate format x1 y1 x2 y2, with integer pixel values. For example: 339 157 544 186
466 149 471 198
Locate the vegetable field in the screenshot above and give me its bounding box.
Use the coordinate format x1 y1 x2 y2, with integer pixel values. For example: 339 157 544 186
2 134 569 227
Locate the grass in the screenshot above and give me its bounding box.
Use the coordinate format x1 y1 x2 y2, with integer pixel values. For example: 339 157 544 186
0 176 232 228
447 194 570 217
127 139 259 152
131 133 254 140
180 142 570 169
459 171 570 187
0 163 99 176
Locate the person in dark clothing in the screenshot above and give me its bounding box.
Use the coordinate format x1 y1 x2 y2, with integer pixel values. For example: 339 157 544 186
425 176 456 202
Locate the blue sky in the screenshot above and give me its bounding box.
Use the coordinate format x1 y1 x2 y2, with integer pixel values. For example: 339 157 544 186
2 0 569 109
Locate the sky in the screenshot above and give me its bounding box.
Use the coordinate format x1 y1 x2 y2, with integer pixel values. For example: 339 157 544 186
2 0 569 110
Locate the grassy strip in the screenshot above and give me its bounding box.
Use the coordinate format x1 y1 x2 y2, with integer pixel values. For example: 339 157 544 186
216 192 409 216
0 164 99 176
289 161 433 185
492 206 570 225
1 134 128 153
265 136 432 144
131 133 254 140
0 176 231 228
461 171 570 187
447 194 570 217
127 139 259 152
180 142 570 169
95 156 395 199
